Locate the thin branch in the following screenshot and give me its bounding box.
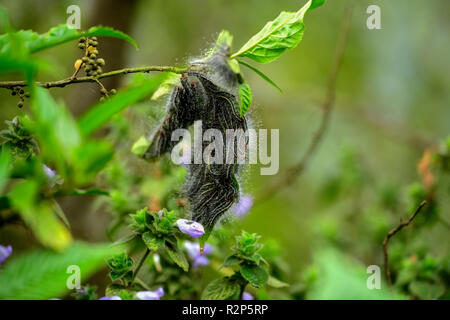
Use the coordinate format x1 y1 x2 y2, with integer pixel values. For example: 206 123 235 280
382 200 427 288
0 66 189 89
132 248 151 283
255 1 354 204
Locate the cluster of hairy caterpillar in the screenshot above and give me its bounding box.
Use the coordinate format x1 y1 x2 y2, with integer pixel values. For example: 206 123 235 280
143 47 248 230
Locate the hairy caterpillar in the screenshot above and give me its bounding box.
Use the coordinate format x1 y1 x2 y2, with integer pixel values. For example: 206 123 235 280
143 45 248 231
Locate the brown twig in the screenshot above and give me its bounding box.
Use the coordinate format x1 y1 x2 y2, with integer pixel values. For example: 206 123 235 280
255 1 354 204
382 200 427 288
0 66 189 89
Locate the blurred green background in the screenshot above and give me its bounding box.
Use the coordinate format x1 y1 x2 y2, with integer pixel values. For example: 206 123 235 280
0 0 449 299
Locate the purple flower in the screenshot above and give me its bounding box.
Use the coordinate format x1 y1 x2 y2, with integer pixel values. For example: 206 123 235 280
135 287 164 300
233 194 253 218
43 165 63 188
242 292 254 300
0 245 12 265
184 241 212 268
176 219 205 238
99 296 122 300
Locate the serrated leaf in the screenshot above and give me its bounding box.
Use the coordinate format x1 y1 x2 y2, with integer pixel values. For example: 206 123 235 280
267 276 289 288
238 82 252 116
142 232 164 251
201 277 241 300
166 242 189 272
231 0 325 63
0 242 117 299
78 73 167 137
238 60 283 93
222 255 242 268
105 284 135 298
240 264 269 288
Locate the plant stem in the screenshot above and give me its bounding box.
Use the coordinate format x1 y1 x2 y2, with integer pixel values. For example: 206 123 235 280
134 277 151 291
382 200 427 288
132 248 150 283
0 65 190 89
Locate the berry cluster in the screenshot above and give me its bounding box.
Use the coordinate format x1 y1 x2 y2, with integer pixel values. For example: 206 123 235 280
75 37 105 77
10 86 30 108
99 88 117 101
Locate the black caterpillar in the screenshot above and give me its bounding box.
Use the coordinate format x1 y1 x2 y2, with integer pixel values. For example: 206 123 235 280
143 46 248 231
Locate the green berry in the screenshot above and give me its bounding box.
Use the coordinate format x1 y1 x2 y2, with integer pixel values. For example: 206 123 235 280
96 58 105 66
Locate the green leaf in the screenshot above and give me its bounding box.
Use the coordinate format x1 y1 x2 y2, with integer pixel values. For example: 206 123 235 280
222 255 242 268
0 24 138 54
105 284 136 299
238 60 283 93
71 141 114 185
205 30 234 57
84 26 138 50
228 59 241 74
30 87 81 173
0 33 41 82
240 264 269 288
307 249 401 299
107 252 134 282
0 147 11 193
151 73 181 101
238 82 252 116
201 277 241 300
142 231 165 251
231 0 325 63
0 242 117 299
166 242 189 272
61 188 109 196
267 276 289 288
131 136 151 157
409 280 445 299
78 73 167 137
8 180 72 251
216 29 233 48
